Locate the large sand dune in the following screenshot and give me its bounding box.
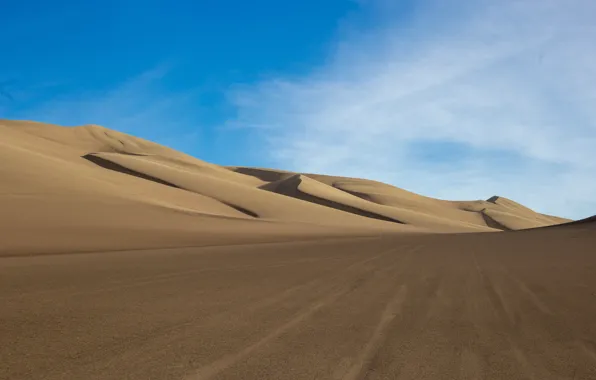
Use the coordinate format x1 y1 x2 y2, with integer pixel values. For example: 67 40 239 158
0 120 572 255
2 119 594 380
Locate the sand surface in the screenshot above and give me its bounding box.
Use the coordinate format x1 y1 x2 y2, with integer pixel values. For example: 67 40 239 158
1 120 570 256
2 222 595 380
1 120 594 379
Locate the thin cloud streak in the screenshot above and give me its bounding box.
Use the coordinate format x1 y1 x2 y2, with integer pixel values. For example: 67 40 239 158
5 66 202 152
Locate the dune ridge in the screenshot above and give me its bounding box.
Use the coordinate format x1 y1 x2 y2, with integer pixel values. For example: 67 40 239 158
0 120 576 255
228 167 571 231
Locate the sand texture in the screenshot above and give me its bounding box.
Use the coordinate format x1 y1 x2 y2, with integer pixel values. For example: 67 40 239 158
1 120 594 380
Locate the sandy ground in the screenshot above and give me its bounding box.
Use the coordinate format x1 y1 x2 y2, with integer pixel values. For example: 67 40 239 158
1 120 592 379
2 222 595 380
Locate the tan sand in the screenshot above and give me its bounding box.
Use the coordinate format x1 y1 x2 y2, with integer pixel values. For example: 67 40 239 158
1 120 593 380
1 219 595 380
229 167 572 231
1 120 569 257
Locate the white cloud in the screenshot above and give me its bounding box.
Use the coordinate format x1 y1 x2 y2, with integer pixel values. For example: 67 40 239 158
229 0 596 219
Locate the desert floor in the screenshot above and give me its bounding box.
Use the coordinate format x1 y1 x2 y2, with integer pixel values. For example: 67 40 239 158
2 222 595 380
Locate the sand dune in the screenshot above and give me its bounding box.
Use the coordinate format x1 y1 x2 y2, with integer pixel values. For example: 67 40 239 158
0 121 402 256
228 167 572 231
84 152 405 228
0 120 574 256
2 119 595 380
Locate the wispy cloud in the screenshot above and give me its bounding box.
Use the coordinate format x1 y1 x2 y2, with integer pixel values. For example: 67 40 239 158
4 65 202 152
229 0 596 219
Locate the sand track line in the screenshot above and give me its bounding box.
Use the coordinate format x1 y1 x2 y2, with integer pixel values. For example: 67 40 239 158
421 273 444 321
186 286 350 380
460 256 486 380
69 245 415 376
510 342 540 380
495 267 554 316
6 245 410 379
459 348 484 380
1 255 350 301
45 254 385 376
184 245 412 380
578 340 596 363
473 253 516 326
341 285 407 380
0 235 382 259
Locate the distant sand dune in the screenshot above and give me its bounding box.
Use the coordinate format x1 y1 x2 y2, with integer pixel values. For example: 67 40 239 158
261 174 405 224
0 119 578 255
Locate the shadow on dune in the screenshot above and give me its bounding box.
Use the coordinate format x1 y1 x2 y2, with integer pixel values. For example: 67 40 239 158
230 167 291 182
219 203 259 218
506 215 596 233
543 215 596 229
480 210 510 231
82 154 259 218
565 215 596 226
82 154 180 188
261 175 405 225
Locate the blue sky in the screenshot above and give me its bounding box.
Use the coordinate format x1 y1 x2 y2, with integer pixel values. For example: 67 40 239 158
1 0 595 219
1 0 357 164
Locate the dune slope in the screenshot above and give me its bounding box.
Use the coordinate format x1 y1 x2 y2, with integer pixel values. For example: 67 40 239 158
228 167 572 231
0 120 574 255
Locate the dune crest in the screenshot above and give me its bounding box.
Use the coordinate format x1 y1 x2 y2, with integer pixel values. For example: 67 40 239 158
0 120 575 255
